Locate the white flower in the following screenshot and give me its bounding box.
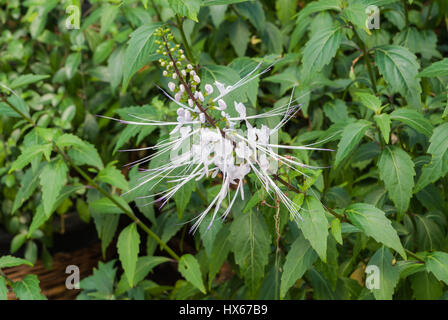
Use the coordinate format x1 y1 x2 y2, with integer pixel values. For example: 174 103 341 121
234 102 246 119
205 84 214 95
193 75 201 83
179 84 185 93
217 99 227 111
113 60 332 233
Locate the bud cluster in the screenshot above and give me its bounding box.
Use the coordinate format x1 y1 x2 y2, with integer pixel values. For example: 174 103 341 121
154 27 230 127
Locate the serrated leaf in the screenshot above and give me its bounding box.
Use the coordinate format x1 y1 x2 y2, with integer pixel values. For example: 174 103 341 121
122 23 163 92
345 203 406 259
280 234 318 299
334 120 371 167
295 0 341 25
56 134 103 170
178 254 206 294
425 251 448 286
168 0 201 22
208 225 231 289
9 74 50 89
97 162 129 191
415 123 448 192
12 275 46 300
39 159 68 216
354 92 382 113
298 196 328 262
229 19 250 57
374 114 391 144
173 179 195 219
0 256 33 268
390 108 433 137
367 246 400 300
417 58 448 77
230 210 271 296
12 166 43 214
330 218 343 245
65 52 81 80
410 272 443 300
302 25 342 76
374 45 422 108
9 144 52 173
414 215 445 251
378 147 415 215
117 223 140 287
90 196 131 214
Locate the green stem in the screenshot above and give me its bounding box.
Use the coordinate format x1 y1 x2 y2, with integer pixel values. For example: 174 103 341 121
2 94 180 261
56 146 181 261
1 97 35 127
175 16 196 65
353 28 378 94
405 249 425 263
402 0 409 27
424 1 434 28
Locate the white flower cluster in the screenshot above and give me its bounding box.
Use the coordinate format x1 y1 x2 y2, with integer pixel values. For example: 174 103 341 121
113 61 332 233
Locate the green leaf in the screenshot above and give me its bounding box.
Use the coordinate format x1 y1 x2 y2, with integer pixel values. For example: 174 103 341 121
97 162 129 191
93 39 115 65
108 45 125 91
39 159 68 216
12 275 46 300
410 272 443 300
9 144 52 173
280 234 318 299
178 254 206 294
330 218 343 245
417 58 448 77
262 22 283 54
276 0 296 24
378 147 415 215
229 19 250 57
0 256 33 268
208 225 231 289
367 247 400 300
168 0 201 22
9 74 50 89
426 251 448 286
173 180 195 219
117 223 140 287
234 1 265 33
56 134 103 170
302 25 342 76
122 23 163 92
28 205 50 237
354 92 382 114
374 114 391 144
415 123 448 192
345 203 406 259
414 215 445 251
298 196 329 262
343 1 369 32
100 4 119 37
65 52 81 80
230 210 271 296
0 277 7 300
374 45 422 108
90 196 131 214
334 120 371 167
295 0 341 25
389 108 433 137
12 166 43 214
202 0 248 5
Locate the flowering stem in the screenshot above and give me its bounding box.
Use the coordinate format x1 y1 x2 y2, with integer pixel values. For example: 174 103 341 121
162 34 225 137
